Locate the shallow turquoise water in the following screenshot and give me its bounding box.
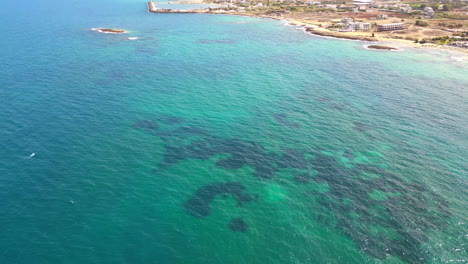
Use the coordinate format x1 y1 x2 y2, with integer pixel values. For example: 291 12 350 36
0 0 467 263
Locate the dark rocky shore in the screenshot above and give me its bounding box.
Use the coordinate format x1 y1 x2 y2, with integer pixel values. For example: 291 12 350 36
367 45 397 50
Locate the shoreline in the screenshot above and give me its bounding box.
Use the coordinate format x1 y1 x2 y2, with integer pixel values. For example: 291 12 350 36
239 14 468 55
145 2 467 55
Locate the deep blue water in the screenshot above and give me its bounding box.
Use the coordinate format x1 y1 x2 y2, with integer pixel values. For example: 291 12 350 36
1 0 467 263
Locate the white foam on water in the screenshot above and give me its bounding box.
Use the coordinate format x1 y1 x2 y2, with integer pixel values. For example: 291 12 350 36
450 56 464 62
128 37 139 40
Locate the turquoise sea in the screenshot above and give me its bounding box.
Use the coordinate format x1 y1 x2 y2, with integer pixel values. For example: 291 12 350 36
0 0 467 263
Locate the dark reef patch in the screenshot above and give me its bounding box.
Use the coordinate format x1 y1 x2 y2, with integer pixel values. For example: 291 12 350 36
229 217 248 232
309 153 450 264
294 173 313 184
215 139 279 179
277 148 309 170
133 120 159 132
184 182 254 218
343 149 356 159
134 115 451 263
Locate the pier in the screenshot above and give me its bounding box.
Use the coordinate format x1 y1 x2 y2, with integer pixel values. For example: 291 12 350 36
147 1 158 12
147 1 212 13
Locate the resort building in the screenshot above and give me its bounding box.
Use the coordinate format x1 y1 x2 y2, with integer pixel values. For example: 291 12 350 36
347 22 371 31
377 23 404 31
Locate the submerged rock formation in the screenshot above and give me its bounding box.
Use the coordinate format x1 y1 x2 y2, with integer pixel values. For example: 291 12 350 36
184 182 254 218
92 28 128 34
229 217 248 232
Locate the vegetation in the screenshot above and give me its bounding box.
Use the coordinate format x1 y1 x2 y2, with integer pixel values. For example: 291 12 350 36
415 20 428 27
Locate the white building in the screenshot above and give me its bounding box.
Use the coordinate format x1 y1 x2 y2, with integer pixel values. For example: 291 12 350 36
347 22 371 31
399 5 412 13
377 23 404 31
424 7 435 17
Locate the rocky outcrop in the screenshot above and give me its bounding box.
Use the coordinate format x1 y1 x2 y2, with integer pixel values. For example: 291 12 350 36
305 28 377 42
367 45 397 50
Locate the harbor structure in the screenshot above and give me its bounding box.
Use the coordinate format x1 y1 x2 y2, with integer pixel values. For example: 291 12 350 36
148 1 158 12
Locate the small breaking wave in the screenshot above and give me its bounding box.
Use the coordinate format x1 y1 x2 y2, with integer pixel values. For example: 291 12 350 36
450 56 464 62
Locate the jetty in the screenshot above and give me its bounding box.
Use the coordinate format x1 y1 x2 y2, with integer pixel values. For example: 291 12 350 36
147 1 158 12
147 1 212 13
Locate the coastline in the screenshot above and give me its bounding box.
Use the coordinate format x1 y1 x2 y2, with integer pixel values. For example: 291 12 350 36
144 2 467 55
240 14 468 55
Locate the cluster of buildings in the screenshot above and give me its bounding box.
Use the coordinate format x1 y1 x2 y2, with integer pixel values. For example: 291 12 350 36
329 17 404 32
333 18 372 31
377 22 405 31
324 14 409 32
221 0 437 18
